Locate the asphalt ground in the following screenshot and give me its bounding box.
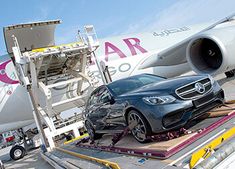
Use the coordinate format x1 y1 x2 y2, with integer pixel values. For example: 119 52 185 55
0 147 53 169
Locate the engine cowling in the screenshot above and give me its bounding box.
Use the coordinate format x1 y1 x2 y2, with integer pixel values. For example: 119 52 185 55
186 25 235 76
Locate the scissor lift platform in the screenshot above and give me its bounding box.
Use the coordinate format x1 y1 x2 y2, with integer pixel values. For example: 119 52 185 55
4 20 101 150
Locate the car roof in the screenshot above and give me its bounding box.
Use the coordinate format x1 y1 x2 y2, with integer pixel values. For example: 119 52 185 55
90 74 165 96
107 73 165 86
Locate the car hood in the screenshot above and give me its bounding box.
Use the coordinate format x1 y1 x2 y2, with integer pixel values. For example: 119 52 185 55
120 75 208 97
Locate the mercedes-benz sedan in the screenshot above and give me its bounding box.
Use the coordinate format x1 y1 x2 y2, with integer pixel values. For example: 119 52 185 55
84 74 224 143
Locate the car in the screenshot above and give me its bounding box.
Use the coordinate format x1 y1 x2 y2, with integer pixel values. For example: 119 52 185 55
83 74 224 143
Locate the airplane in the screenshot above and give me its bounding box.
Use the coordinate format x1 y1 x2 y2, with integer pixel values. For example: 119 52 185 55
1 14 235 144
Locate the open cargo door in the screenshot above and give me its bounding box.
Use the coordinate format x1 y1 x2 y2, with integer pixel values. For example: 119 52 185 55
3 20 61 54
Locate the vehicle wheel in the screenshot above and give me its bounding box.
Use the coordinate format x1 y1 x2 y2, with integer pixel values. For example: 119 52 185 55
85 120 103 140
10 145 26 160
225 70 235 78
128 110 151 143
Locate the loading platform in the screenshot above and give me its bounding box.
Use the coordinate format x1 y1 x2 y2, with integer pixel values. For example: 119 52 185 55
75 103 235 159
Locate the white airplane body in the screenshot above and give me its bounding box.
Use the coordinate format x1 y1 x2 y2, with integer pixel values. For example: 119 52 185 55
88 23 209 79
1 16 235 133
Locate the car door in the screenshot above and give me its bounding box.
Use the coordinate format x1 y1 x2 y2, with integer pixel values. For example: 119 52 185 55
95 87 112 128
98 87 126 128
85 88 102 128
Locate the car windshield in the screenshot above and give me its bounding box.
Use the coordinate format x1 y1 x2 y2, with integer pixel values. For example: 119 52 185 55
108 74 165 95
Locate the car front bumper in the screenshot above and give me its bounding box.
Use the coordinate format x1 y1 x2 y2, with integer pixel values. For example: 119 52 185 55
136 87 224 134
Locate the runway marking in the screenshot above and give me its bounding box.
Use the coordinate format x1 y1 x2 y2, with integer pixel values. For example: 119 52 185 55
168 129 225 167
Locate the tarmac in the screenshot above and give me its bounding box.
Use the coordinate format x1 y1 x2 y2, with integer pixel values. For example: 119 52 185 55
0 147 53 169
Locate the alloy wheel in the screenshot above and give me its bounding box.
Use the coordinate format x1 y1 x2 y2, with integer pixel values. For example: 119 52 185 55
128 111 148 142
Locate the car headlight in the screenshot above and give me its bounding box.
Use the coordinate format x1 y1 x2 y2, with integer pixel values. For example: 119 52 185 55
142 95 176 105
208 74 215 84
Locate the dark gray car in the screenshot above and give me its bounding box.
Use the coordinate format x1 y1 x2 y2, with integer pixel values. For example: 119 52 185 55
84 74 224 143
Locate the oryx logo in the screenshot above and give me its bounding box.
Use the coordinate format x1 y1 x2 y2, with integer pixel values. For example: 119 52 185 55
195 82 205 94
0 60 19 84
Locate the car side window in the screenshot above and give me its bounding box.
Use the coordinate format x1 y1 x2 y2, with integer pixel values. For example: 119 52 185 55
99 87 111 104
88 89 100 106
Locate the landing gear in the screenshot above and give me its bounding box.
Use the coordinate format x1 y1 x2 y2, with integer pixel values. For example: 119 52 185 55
10 145 26 160
225 69 235 78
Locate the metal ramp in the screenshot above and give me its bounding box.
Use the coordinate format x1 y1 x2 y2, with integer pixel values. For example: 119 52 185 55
3 20 100 150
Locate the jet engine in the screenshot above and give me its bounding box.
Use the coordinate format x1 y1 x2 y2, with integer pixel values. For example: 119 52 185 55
186 25 235 76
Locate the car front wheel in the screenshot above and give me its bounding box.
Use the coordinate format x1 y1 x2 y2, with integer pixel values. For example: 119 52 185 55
128 110 151 143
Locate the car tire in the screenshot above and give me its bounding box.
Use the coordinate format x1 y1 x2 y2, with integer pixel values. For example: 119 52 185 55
127 110 151 143
85 120 103 140
10 145 26 160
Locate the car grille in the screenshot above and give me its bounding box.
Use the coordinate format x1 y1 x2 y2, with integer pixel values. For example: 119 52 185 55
175 78 212 100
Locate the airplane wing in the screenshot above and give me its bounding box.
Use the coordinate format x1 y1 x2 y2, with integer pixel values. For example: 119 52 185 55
139 13 235 69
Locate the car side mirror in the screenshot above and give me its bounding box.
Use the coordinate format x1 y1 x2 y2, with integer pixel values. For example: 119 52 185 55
109 96 115 104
